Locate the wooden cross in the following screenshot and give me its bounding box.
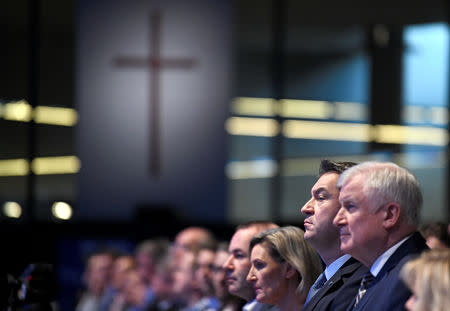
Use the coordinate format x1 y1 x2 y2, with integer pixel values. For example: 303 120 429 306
114 11 196 176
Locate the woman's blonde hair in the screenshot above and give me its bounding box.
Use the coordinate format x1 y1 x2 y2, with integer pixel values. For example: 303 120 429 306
400 248 450 311
249 226 323 300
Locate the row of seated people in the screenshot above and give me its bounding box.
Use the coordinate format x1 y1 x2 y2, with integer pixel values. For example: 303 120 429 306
76 160 450 311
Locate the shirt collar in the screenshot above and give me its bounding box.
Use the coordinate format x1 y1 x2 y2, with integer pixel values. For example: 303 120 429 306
243 299 267 311
370 235 411 276
324 254 351 280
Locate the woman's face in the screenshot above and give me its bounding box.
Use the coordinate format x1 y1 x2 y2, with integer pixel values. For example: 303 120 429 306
405 282 419 311
247 243 289 305
405 294 417 311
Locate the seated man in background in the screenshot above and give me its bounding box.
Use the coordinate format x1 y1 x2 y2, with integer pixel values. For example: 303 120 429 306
191 243 221 311
76 249 114 311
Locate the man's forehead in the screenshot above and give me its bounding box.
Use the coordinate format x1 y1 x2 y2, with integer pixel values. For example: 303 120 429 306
339 174 365 198
313 172 339 190
230 228 254 248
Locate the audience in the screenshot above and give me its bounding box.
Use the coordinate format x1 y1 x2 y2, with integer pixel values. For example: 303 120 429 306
400 248 450 311
72 161 450 311
301 159 368 311
247 226 322 311
333 161 429 311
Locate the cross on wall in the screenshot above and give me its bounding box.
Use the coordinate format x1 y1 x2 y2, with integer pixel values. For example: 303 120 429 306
114 11 197 176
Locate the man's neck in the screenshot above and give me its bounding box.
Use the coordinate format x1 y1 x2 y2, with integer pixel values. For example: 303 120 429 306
318 247 344 267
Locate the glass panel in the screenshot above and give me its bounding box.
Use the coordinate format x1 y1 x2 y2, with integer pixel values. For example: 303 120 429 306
402 23 449 222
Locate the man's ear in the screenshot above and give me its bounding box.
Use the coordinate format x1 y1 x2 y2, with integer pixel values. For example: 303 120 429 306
285 263 297 279
382 202 401 229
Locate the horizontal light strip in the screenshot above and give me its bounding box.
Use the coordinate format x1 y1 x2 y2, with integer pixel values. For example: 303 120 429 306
34 106 78 126
232 97 447 125
334 101 368 121
0 159 29 176
374 125 448 146
0 100 78 127
227 117 448 146
31 156 81 175
225 117 280 137
283 120 373 142
226 159 278 180
2 100 33 122
280 99 333 119
227 152 446 180
430 107 448 125
231 97 276 117
0 156 80 176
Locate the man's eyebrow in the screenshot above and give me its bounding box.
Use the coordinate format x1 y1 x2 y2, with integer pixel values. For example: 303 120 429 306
312 187 327 196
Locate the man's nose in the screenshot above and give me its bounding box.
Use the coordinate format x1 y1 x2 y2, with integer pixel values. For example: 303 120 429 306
301 198 314 215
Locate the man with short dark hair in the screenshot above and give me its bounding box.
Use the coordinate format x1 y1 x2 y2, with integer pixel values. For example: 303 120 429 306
333 161 428 311
301 159 368 311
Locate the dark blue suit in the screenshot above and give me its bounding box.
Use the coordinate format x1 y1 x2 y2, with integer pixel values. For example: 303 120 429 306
348 232 428 311
302 257 368 311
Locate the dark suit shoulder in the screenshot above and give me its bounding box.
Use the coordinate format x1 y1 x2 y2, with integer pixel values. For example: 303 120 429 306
302 259 368 311
352 232 429 311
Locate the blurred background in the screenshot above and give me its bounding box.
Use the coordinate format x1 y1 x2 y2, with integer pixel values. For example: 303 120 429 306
0 0 449 310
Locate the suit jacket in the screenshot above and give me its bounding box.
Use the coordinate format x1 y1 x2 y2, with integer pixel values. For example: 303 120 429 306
302 257 368 311
349 232 429 311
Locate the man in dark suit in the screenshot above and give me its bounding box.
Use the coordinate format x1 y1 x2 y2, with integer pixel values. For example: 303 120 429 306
333 161 429 311
301 160 368 311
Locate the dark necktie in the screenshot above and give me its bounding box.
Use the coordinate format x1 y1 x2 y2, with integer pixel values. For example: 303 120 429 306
353 272 375 308
305 272 327 304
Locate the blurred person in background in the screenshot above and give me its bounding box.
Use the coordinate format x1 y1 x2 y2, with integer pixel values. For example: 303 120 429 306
122 269 155 311
76 249 114 311
173 227 216 264
100 254 136 311
212 242 245 311
419 222 449 249
135 239 171 288
148 250 176 311
191 243 221 311
171 249 201 311
400 248 450 311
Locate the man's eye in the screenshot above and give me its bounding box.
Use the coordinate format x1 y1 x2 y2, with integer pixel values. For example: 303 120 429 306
345 203 356 210
234 253 245 259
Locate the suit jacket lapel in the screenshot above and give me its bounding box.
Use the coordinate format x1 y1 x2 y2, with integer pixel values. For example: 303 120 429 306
305 257 361 310
352 232 428 311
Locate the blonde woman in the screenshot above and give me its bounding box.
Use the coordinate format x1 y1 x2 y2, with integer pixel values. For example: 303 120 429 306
400 248 450 311
246 226 322 311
